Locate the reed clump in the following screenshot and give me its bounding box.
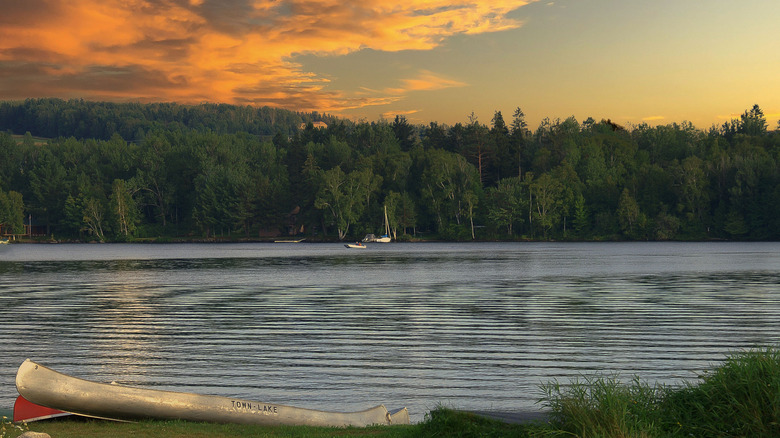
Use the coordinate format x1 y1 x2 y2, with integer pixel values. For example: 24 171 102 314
537 347 780 438
658 347 780 437
538 375 663 437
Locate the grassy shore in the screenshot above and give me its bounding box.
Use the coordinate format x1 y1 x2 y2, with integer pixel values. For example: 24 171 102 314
3 410 535 438
5 347 779 438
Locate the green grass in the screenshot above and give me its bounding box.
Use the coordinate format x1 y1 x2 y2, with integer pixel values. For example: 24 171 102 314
538 375 663 438
415 408 537 437
658 347 780 437
5 347 780 438
3 412 533 438
537 347 780 438
9 417 415 438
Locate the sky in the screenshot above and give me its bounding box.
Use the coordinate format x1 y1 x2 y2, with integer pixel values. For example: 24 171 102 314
1 0 778 130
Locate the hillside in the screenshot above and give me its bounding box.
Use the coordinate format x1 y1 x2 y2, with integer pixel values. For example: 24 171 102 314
1 100 779 242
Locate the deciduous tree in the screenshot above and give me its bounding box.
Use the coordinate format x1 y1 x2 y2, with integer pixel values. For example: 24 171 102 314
314 166 377 240
531 172 563 238
109 179 138 238
617 188 641 237
0 189 25 234
486 177 525 236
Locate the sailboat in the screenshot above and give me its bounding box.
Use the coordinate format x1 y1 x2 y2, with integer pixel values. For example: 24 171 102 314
363 206 391 243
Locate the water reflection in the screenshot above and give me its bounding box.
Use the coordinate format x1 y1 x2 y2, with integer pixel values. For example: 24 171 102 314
1 243 780 422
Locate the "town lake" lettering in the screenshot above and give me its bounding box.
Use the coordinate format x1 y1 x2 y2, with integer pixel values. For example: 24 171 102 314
230 400 279 415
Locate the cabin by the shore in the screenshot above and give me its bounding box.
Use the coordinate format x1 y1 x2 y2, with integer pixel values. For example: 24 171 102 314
0 221 48 240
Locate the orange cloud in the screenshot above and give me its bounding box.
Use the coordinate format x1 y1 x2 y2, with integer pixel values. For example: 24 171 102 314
385 70 467 95
0 0 535 112
382 109 420 120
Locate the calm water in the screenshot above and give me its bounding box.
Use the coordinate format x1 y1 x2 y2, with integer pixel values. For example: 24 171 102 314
1 242 779 422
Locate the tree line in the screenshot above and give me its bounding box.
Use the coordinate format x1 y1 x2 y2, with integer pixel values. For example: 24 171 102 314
0 98 334 142
1 99 779 242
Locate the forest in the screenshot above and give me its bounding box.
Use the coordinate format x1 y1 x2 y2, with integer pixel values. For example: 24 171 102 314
1 98 779 242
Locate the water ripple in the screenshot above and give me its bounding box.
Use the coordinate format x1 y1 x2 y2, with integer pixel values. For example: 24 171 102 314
2 242 780 422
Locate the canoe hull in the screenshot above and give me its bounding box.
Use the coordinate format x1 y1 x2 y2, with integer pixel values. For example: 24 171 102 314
16 359 409 427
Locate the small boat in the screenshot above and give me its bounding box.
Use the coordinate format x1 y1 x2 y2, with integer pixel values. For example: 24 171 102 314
362 205 392 243
362 234 390 243
15 359 409 426
274 238 306 243
345 242 366 249
0 238 9 245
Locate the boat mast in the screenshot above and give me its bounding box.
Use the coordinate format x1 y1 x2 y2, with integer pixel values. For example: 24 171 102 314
384 205 390 238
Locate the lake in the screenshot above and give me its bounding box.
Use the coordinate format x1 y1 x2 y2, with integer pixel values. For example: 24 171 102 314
1 242 779 423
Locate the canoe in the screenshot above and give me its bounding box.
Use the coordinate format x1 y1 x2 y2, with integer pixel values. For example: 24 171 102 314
15 359 409 427
345 243 366 248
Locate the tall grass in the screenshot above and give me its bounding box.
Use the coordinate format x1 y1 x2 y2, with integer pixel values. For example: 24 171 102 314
537 375 663 438
658 347 780 437
537 347 780 438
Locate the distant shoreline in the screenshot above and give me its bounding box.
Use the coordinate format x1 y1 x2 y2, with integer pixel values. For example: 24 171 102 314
0 235 752 244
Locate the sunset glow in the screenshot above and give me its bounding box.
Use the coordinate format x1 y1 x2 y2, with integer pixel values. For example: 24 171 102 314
1 0 778 128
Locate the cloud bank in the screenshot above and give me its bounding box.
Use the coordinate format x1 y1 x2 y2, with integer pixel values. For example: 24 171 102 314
0 0 534 113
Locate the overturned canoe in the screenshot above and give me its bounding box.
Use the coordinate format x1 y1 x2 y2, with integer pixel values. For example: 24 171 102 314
15 359 409 427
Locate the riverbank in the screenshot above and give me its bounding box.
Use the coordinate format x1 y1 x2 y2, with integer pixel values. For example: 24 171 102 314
6 348 779 438
4 408 541 438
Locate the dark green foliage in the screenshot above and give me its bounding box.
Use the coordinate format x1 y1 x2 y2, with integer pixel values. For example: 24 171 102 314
0 98 324 140
0 100 778 241
0 188 25 234
414 407 532 438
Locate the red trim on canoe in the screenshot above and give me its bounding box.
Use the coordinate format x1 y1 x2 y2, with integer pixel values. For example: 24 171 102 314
13 395 73 422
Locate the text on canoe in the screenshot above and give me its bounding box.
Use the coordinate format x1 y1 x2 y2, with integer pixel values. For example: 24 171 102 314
230 400 279 415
